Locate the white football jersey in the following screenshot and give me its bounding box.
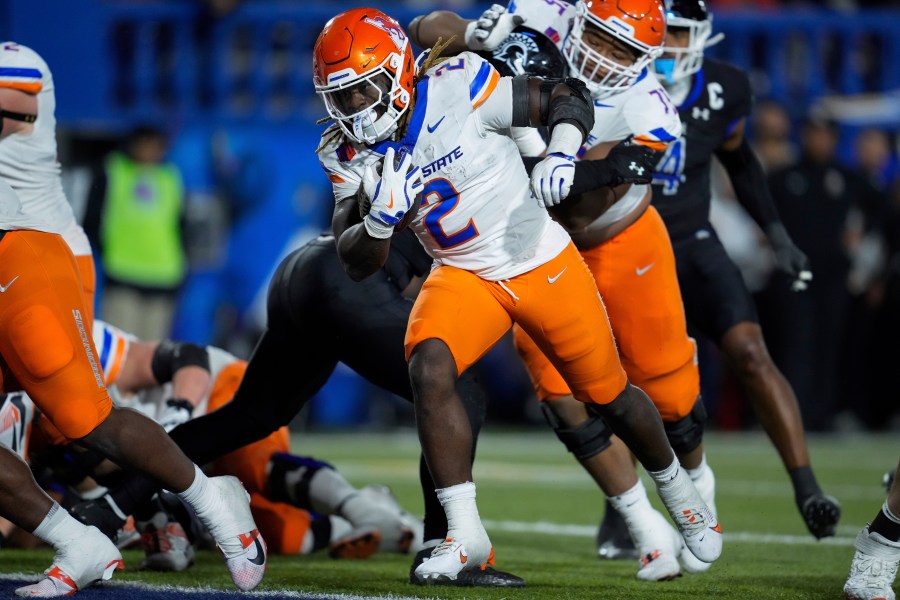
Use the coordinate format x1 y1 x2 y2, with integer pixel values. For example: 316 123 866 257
0 42 89 254
91 319 237 421
0 391 34 460
506 0 682 229
579 71 682 228
318 51 569 281
0 176 49 230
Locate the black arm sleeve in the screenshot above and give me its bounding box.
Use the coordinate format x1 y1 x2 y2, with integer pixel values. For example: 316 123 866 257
715 138 780 229
521 156 617 197
151 340 210 384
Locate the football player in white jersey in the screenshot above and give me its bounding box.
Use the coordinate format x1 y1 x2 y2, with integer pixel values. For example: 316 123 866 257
412 0 716 580
315 6 721 584
0 104 265 593
42 321 423 570
0 42 97 321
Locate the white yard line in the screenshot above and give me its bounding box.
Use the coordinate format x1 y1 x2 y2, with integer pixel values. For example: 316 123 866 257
0 573 438 600
482 519 857 546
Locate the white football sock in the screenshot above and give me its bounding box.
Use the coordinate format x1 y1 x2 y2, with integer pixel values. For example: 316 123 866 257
607 479 655 526
32 503 89 548
436 482 486 540
309 468 359 518
176 464 212 513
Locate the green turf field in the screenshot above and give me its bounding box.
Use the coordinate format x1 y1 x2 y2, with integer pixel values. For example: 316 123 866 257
3 430 896 599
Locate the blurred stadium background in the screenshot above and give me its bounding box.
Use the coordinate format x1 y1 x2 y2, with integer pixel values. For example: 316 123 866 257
2 0 899 434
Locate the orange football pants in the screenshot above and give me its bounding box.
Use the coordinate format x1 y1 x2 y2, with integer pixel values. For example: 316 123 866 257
75 254 96 325
0 230 111 439
514 207 699 421
205 360 312 554
406 242 627 405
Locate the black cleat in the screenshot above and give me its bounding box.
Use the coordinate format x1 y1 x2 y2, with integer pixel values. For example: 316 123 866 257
70 495 126 542
596 500 639 560
409 547 526 587
799 493 841 539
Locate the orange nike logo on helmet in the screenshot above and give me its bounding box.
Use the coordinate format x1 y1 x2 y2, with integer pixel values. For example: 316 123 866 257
386 191 394 209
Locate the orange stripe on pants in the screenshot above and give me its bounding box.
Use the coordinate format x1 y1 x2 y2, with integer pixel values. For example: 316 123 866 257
514 207 699 421
0 230 111 439
406 242 627 405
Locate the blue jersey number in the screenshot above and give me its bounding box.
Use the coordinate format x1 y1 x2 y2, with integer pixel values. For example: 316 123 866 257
422 178 479 249
653 137 686 196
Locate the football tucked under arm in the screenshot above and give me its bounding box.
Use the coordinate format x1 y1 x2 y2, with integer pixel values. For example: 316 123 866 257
356 155 421 233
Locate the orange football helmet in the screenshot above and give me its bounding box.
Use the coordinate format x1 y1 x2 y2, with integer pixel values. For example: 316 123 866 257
313 8 415 144
563 0 667 98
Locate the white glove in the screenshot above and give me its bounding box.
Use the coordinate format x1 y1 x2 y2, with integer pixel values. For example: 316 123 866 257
464 4 525 52
159 398 194 433
530 153 576 208
364 146 424 239
530 122 584 207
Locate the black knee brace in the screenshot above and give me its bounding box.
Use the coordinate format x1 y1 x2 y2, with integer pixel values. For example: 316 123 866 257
540 402 613 461
664 398 708 455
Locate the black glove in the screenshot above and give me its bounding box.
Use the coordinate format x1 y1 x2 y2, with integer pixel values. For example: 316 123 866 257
766 222 813 291
603 137 658 186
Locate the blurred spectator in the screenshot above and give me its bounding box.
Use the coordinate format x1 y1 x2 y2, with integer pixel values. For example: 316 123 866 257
869 181 900 428
761 118 884 431
751 100 796 172
855 127 897 189
84 126 187 340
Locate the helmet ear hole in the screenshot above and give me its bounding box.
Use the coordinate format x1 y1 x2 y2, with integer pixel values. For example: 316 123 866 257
390 54 400 69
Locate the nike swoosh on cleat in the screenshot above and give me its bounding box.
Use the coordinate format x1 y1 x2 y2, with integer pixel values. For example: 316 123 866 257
712 523 722 533
47 566 77 591
248 537 265 566
459 549 467 564
426 116 445 133
0 276 18 292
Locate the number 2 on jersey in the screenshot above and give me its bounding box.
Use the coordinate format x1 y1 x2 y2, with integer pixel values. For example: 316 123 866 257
422 178 479 249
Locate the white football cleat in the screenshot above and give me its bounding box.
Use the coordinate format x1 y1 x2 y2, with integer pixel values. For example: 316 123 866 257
630 510 682 581
15 525 123 597
139 512 195 572
358 485 421 553
328 521 382 559
115 515 141 550
413 537 494 584
193 476 267 591
844 527 900 600
655 467 722 564
689 462 717 520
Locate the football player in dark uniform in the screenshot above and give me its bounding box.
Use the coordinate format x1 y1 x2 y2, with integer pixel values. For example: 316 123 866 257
601 0 839 544
67 227 525 588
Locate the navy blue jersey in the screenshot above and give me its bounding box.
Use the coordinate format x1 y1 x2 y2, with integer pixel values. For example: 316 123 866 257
651 59 753 241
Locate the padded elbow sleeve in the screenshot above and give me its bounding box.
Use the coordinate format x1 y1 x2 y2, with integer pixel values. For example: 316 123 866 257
151 340 210 384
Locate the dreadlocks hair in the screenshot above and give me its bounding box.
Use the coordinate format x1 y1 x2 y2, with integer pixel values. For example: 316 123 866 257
315 35 458 155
